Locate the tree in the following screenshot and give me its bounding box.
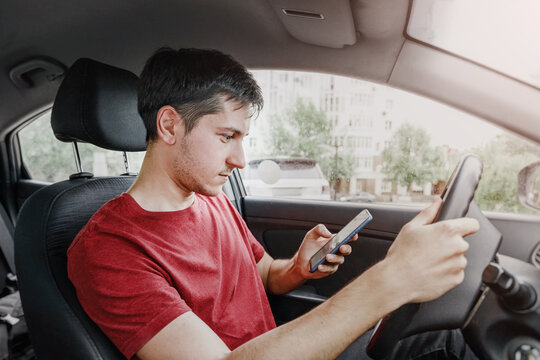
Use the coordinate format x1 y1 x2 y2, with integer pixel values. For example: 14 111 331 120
475 134 540 213
19 113 132 182
318 144 356 199
381 123 446 192
267 99 331 159
266 99 355 197
20 115 88 182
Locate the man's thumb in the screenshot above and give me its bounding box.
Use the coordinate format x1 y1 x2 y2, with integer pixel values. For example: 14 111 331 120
409 197 443 226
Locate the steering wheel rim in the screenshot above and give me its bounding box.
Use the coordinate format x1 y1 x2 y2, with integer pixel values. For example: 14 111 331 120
366 154 486 358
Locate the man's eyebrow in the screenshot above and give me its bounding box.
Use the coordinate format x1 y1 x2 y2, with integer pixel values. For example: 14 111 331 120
217 127 248 136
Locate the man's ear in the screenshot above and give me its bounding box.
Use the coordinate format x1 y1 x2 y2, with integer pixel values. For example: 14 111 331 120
156 106 183 145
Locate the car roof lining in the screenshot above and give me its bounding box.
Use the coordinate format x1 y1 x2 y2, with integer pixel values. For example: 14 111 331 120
0 0 537 145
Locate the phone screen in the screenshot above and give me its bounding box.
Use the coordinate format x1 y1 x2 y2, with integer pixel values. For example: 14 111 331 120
309 209 372 273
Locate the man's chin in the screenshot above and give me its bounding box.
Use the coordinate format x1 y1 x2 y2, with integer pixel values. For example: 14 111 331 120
196 185 223 197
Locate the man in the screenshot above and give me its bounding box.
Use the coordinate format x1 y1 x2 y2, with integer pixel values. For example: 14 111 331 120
68 48 479 359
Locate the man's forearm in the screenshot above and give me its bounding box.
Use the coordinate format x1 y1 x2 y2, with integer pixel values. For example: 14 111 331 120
227 259 405 360
266 256 306 295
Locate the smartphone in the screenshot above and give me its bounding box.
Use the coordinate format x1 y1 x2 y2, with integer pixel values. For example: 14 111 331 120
308 209 373 273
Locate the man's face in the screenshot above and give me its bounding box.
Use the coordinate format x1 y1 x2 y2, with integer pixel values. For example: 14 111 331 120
171 99 250 196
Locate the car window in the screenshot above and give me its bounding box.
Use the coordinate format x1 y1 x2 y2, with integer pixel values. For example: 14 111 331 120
242 70 540 215
18 110 145 182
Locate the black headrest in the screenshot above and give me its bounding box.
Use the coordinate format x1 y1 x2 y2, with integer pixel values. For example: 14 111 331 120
51 58 146 151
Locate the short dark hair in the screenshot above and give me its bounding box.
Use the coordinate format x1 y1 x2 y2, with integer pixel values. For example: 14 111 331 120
138 47 263 143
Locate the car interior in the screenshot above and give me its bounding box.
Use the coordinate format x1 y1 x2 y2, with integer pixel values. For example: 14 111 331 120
1 1 540 359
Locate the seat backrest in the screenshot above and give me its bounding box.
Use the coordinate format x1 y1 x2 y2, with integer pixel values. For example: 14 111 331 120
14 58 146 360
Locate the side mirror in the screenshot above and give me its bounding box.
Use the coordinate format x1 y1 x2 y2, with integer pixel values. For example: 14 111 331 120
518 161 540 211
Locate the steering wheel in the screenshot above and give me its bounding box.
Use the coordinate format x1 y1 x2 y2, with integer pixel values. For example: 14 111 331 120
367 154 502 358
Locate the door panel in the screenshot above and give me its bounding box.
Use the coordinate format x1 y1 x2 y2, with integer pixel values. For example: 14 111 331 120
243 196 540 324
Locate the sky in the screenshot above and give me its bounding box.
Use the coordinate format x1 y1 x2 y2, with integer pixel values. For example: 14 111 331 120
386 85 503 151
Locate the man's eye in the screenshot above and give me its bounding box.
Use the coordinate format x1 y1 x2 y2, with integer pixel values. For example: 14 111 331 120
221 134 234 142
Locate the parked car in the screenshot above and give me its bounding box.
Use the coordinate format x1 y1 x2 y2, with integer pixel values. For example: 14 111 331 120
1 1 540 359
340 192 376 203
243 158 331 200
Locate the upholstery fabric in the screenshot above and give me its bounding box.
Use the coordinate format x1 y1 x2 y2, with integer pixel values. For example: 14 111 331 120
15 177 135 360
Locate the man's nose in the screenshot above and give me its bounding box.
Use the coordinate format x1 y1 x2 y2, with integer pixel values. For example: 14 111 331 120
227 141 246 169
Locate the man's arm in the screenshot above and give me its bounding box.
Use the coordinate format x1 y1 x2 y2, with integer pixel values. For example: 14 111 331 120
138 259 406 360
137 198 479 360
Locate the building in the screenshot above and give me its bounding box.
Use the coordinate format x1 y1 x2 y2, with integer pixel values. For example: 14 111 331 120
249 70 398 197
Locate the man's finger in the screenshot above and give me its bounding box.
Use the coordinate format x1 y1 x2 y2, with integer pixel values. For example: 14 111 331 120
309 224 332 238
318 263 339 273
409 197 442 226
325 254 345 264
434 218 480 237
338 244 352 255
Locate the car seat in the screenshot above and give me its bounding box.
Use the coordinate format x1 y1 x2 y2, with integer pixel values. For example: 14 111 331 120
14 58 147 360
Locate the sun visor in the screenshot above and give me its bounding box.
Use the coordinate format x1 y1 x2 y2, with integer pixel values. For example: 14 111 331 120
269 0 357 48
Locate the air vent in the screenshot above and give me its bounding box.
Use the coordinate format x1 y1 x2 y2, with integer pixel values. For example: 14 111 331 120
532 242 540 268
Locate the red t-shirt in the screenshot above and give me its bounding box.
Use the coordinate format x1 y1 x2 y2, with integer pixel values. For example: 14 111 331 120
67 192 276 359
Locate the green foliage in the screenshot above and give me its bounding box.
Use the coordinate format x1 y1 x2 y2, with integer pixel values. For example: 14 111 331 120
475 134 540 213
19 113 133 182
267 99 355 182
268 100 331 159
19 114 88 182
319 152 356 183
381 123 446 191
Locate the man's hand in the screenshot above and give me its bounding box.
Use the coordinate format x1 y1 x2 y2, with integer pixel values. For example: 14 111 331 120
382 197 479 304
293 224 358 280
257 223 356 295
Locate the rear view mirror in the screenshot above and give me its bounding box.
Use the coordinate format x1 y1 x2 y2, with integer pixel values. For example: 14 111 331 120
518 161 540 211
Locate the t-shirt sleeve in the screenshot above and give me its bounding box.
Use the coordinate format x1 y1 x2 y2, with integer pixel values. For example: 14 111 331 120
246 230 265 263
67 224 190 359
